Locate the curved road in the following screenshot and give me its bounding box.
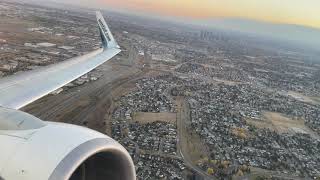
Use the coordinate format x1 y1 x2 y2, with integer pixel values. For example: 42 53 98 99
175 97 214 180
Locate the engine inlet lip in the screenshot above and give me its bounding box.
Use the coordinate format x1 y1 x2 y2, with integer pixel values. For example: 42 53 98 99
48 138 135 180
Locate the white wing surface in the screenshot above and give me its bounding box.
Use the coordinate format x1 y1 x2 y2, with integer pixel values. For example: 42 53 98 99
0 11 120 110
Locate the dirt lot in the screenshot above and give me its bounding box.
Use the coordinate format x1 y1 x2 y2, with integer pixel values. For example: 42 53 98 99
133 112 176 124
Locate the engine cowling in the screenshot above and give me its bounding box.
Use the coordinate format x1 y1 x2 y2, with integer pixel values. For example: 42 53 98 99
0 107 136 180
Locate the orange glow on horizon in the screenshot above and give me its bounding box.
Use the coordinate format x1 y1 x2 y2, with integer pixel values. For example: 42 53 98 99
98 0 320 29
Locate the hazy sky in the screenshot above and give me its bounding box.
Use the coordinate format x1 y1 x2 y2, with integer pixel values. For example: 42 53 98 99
88 0 320 29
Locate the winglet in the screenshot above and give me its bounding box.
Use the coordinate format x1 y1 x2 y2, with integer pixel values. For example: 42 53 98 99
96 11 119 49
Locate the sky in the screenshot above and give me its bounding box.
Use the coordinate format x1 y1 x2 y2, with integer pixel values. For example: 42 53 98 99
91 0 320 29
41 0 320 49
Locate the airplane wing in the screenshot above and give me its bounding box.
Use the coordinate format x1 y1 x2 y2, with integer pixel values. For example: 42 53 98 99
0 11 120 110
0 12 136 180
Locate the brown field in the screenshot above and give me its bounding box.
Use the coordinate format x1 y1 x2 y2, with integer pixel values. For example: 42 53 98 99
211 77 241 85
265 112 306 133
288 91 320 105
246 117 273 130
132 112 176 124
247 112 318 138
0 17 65 45
310 96 320 104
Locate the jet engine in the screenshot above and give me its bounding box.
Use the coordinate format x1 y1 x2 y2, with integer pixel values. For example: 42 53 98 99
0 107 136 180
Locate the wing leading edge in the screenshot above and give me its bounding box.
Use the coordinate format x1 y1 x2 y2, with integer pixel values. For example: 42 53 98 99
0 11 120 110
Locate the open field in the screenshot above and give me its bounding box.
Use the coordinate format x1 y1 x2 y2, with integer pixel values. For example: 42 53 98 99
288 91 320 105
133 112 176 124
310 96 320 104
247 112 318 138
0 17 65 45
266 112 306 133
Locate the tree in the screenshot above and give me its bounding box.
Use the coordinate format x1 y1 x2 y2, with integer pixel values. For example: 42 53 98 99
207 167 215 175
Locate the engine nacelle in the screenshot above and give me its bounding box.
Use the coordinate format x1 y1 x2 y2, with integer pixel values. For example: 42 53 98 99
0 107 135 180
